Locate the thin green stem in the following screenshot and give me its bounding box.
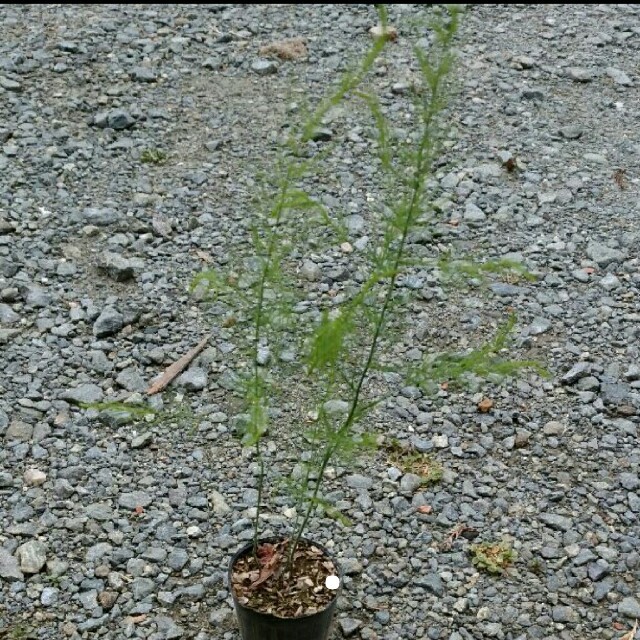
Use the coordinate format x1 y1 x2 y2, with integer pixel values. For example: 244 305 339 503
251 170 293 560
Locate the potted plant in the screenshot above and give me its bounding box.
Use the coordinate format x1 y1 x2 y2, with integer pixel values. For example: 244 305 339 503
191 5 541 639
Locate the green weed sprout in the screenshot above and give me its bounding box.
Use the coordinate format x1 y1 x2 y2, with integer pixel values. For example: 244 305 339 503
470 541 517 574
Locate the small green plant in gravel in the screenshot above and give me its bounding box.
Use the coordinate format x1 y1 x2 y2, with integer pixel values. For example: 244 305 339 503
140 148 167 164
470 541 516 575
528 557 544 575
4 625 32 640
189 3 544 622
385 440 443 485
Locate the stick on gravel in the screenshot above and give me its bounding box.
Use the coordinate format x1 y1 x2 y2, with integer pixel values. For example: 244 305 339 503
146 336 209 395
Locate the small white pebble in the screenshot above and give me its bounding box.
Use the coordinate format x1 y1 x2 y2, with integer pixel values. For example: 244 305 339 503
325 575 340 590
433 434 449 449
186 526 202 538
24 469 47 486
340 242 353 254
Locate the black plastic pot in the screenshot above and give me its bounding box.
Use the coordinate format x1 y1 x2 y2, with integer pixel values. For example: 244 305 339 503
228 537 342 640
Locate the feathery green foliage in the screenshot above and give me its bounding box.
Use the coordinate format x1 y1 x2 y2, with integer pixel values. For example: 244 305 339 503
413 314 550 392
438 251 538 285
188 4 546 579
79 400 155 417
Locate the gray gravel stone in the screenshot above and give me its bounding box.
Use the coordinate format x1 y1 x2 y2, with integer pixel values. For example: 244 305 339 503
463 202 486 222
339 618 362 637
0 303 20 325
586 242 627 266
118 491 152 510
346 474 373 490
341 558 363 575
86 542 112 562
16 540 47 574
5 420 33 441
98 252 141 282
400 473 423 494
0 548 24 581
618 597 640 619
587 559 610 581
61 383 104 404
416 573 444 596
84 503 113 521
566 67 594 82
552 605 579 623
131 576 156 600
176 366 207 391
301 259 322 281
79 589 98 610
252 59 278 75
93 307 124 337
527 317 551 335
116 368 147 392
490 283 525 297
561 362 591 384
539 512 572 531
82 207 121 226
624 365 640 381
559 125 583 139
619 473 640 491
40 586 60 606
131 66 157 82
154 615 185 639
131 431 154 449
599 273 620 290
209 489 231 515
0 76 22 91
606 67 632 86
100 108 135 130
167 547 189 571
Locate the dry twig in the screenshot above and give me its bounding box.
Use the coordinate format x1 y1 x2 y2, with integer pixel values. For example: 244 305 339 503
440 524 478 551
146 336 209 395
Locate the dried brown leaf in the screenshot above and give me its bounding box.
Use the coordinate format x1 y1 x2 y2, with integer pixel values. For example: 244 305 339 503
258 542 276 562
613 168 628 190
250 544 283 589
125 614 147 624
259 37 308 61
296 576 314 589
503 157 518 173
195 249 214 264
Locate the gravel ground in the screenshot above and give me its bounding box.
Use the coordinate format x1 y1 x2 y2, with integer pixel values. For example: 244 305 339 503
1 4 640 640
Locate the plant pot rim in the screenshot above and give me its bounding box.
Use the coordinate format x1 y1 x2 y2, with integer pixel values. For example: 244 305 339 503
228 536 343 621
